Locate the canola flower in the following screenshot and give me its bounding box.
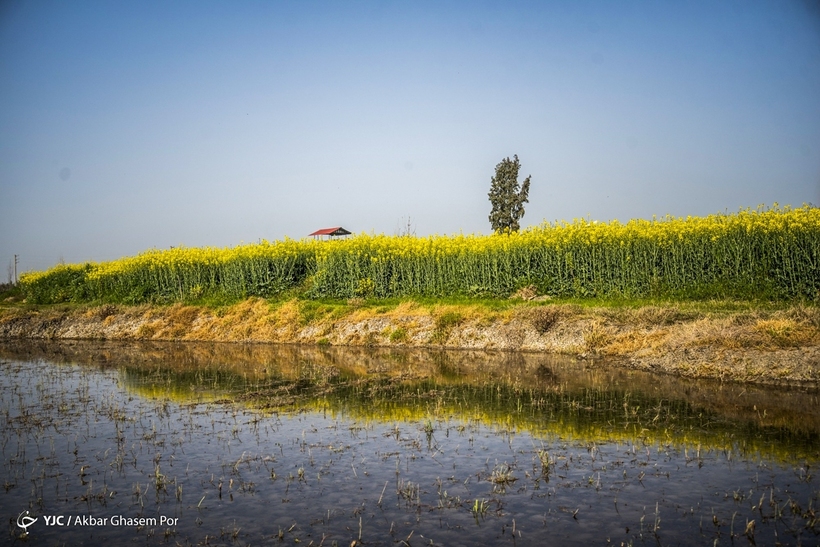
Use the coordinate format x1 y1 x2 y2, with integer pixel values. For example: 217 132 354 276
20 205 820 303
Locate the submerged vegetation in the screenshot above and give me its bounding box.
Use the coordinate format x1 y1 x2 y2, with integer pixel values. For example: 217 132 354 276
17 205 820 304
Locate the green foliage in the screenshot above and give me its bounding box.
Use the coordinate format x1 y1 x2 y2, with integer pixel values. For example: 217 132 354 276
488 154 531 233
0 282 23 301
298 301 347 325
431 311 464 343
21 263 94 304
354 277 375 298
435 311 464 330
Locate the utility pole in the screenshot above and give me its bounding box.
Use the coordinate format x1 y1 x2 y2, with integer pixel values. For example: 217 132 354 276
13 255 18 285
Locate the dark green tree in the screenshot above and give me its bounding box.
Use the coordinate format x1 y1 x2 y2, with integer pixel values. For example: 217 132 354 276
488 155 531 233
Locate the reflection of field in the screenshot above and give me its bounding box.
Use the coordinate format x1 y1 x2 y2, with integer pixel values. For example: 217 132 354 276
1 339 817 463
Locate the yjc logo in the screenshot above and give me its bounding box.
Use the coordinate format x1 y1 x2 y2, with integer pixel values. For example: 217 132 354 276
17 510 38 534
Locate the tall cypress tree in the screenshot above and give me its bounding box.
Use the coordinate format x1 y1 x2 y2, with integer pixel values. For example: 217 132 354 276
488 155 531 233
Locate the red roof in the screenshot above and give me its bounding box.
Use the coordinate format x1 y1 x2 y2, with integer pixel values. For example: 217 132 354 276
309 227 351 237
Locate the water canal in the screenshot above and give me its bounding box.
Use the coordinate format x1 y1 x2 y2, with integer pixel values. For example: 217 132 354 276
1 340 818 546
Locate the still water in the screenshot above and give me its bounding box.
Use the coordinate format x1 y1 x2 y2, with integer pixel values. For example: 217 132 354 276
1 340 818 546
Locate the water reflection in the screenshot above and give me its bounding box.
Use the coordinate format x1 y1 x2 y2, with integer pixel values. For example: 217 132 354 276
0 340 818 546
2 339 818 462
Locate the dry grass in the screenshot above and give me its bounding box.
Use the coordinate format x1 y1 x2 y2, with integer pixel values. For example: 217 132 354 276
524 306 561 334
605 330 671 356
784 304 820 327
624 305 701 326
386 301 423 316
1 298 818 385
582 320 615 351
753 319 807 347
509 285 539 301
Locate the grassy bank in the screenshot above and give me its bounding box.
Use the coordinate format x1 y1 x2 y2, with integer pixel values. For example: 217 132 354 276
17 205 820 304
1 295 818 386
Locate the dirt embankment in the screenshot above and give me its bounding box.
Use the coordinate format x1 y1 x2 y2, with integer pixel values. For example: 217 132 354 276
0 299 818 386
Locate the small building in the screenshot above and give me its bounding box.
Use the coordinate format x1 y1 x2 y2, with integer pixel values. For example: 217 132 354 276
309 227 352 240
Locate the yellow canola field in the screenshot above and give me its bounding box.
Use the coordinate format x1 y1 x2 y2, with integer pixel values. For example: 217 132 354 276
20 205 820 303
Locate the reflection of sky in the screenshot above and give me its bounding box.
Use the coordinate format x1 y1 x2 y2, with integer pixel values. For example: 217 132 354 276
1 1 818 273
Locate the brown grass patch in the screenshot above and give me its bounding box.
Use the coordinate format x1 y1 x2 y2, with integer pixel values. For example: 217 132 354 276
784 305 820 327
135 322 158 339
583 320 614 351
626 306 700 326
271 299 298 328
606 330 670 355
388 301 427 316
524 306 563 334
684 319 754 350
509 285 538 301
752 319 816 348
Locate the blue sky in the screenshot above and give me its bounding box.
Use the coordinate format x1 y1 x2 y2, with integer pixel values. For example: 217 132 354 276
1 1 819 275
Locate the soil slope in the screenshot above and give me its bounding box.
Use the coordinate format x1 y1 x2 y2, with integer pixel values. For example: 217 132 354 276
1 299 818 386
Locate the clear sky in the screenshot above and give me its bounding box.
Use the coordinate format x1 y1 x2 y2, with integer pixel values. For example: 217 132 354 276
2 1 819 275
